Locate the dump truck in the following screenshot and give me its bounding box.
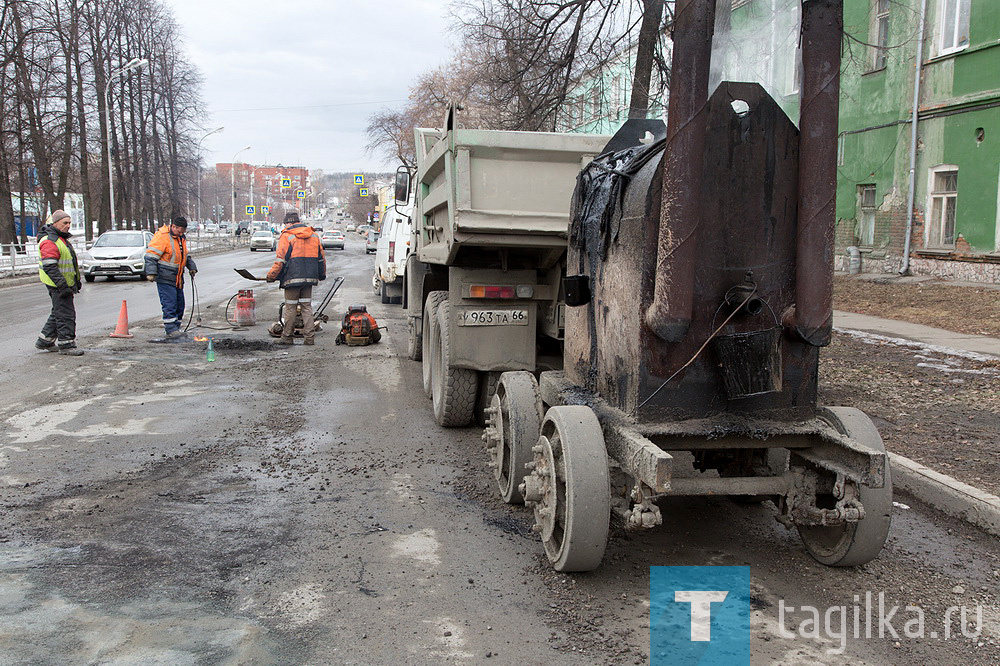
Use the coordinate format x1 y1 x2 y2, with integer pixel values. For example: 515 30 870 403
395 114 610 428
479 0 894 572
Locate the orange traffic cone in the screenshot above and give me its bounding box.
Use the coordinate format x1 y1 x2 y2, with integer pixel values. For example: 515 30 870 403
109 300 134 338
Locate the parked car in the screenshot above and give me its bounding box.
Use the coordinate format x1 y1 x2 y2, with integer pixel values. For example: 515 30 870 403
204 223 219 233
321 230 345 250
365 230 379 254
249 230 276 251
374 204 413 304
79 230 154 281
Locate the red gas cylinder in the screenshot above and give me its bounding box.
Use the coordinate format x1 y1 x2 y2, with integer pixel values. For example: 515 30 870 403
235 289 256 326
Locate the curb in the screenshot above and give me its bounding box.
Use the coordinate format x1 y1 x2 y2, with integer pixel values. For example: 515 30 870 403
890 452 1000 537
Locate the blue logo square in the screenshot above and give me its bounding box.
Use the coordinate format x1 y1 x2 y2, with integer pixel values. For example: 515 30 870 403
650 566 752 666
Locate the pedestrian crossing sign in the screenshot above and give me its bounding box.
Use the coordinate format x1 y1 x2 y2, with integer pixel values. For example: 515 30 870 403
246 205 255 215
261 205 270 215
360 188 369 196
296 189 306 199
281 178 291 188
354 175 364 185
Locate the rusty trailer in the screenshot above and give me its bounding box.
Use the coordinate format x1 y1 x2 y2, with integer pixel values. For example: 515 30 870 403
481 0 892 572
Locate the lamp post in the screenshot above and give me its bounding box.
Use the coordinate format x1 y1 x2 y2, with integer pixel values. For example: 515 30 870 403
248 165 260 221
104 57 147 230
230 145 250 225
196 126 224 230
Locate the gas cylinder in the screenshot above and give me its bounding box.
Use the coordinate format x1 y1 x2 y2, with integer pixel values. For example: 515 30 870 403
235 289 256 326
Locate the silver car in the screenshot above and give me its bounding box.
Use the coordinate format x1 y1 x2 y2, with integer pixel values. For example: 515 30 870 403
249 230 276 251
79 230 153 281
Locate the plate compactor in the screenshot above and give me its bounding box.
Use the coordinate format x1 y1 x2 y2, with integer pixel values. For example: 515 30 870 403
267 276 345 338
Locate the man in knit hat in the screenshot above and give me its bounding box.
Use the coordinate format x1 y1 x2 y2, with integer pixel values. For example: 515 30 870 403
35 210 84 355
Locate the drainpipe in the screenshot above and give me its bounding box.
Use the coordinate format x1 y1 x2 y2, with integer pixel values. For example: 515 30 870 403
644 0 716 342
900 0 929 275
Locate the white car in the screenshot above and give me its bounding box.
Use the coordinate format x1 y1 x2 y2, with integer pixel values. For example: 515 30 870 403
374 204 413 304
80 230 154 281
249 230 276 251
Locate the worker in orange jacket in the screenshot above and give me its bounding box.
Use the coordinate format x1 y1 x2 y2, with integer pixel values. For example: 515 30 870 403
144 216 197 338
266 211 326 345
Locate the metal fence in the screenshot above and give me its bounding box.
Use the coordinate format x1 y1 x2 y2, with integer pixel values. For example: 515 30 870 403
0 232 249 278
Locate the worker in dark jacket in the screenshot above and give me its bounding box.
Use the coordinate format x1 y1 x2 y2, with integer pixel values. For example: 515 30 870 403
35 210 84 356
266 211 326 345
145 216 197 338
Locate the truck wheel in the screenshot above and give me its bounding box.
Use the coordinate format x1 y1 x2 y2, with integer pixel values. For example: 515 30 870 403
431 301 477 427
522 406 609 572
484 371 542 504
421 291 447 397
797 407 892 567
407 316 421 361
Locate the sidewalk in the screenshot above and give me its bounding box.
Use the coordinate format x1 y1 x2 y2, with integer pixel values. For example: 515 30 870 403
833 308 1000 538
834 310 1000 358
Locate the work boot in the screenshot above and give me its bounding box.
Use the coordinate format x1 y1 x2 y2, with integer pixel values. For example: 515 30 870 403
277 337 294 345
58 346 84 356
166 329 185 339
303 338 315 346
35 338 56 351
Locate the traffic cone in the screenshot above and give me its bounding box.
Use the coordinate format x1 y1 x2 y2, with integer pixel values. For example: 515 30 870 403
109 300 134 338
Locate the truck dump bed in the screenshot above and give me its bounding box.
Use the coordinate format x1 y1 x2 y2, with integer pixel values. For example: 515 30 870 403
414 127 610 266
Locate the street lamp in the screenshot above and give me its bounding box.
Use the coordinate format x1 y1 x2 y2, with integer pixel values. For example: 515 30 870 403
249 165 260 220
231 145 250 225
196 126 224 228
105 57 147 230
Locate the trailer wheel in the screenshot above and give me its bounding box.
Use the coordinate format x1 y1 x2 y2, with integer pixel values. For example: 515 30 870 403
422 291 447 397
485 371 542 504
431 301 478 426
523 406 609 572
797 407 893 567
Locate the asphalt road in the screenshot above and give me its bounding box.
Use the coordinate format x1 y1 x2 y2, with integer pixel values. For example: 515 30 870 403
0 233 997 664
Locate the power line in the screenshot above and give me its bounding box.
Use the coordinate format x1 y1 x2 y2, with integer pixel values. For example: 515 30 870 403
213 99 406 113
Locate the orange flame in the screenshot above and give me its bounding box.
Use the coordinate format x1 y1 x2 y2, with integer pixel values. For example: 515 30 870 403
194 336 208 341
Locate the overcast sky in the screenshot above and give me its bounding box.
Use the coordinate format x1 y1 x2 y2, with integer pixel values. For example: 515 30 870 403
164 0 455 175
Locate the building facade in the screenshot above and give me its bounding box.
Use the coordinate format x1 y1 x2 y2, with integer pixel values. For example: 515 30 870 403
838 0 1000 281
215 163 310 222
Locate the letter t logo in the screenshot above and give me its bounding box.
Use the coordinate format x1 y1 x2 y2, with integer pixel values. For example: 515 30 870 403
675 591 729 641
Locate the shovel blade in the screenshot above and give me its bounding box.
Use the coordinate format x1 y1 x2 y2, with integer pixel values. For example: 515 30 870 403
235 268 265 281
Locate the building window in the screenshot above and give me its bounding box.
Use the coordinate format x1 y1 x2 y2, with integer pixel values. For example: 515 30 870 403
857 185 876 246
927 167 958 248
871 0 890 70
938 0 971 54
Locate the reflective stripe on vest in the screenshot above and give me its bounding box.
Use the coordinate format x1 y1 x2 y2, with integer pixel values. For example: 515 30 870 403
38 237 77 287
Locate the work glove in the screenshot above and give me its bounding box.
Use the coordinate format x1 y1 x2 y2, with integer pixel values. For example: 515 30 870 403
57 285 72 297
189 269 197 277
146 274 156 282
265 275 276 283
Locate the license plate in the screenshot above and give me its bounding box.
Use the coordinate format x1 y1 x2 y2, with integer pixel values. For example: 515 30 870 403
458 309 528 326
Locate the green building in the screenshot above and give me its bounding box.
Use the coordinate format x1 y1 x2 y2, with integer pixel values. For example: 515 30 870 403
838 0 1000 281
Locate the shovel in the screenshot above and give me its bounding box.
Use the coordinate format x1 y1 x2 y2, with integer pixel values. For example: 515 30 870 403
234 268 267 281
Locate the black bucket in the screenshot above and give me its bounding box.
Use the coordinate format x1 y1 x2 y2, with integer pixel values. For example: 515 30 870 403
710 327 783 399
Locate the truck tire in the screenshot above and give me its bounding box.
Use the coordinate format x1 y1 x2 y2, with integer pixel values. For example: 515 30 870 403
432 301 477 427
407 316 421 361
422 291 448 397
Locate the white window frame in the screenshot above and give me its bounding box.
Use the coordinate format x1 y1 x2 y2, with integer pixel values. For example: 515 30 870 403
926 165 959 249
871 0 891 70
937 0 971 56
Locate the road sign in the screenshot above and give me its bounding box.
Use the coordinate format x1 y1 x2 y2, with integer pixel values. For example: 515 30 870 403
359 188 369 197
281 178 291 188
373 211 380 221
354 174 364 185
246 205 255 215
296 189 306 199
261 205 270 215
